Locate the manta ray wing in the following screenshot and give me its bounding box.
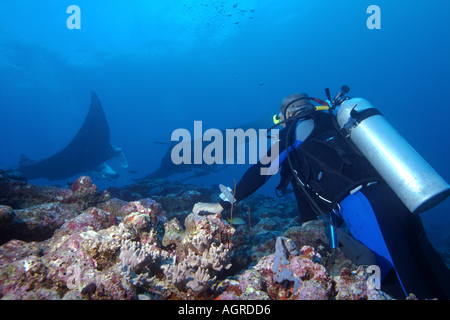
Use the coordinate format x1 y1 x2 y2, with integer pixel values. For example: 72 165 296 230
16 91 123 180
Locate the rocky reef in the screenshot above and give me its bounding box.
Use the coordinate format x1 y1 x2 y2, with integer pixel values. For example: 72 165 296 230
0 173 394 300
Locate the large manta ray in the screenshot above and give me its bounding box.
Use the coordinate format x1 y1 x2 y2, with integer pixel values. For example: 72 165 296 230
135 113 276 181
16 91 128 181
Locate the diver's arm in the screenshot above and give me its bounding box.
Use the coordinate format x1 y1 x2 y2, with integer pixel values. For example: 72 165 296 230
192 161 272 215
217 120 313 211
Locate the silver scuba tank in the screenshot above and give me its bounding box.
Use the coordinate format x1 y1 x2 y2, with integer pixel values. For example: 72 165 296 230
336 98 450 214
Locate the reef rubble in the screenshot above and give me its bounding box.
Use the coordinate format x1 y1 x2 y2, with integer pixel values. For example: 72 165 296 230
0 173 393 300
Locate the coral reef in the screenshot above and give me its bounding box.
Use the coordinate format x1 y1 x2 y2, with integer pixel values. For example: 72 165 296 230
0 174 397 300
0 174 109 210
0 202 80 244
0 175 110 245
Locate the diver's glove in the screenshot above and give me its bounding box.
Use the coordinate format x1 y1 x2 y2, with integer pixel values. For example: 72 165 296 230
219 184 237 205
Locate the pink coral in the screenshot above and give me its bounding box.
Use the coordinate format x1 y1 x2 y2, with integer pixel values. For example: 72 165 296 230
71 176 93 192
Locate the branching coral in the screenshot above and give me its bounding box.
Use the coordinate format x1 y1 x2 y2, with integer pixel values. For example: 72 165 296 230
161 244 232 293
186 267 216 292
161 260 191 291
161 213 233 294
119 239 173 286
190 234 212 255
200 243 231 271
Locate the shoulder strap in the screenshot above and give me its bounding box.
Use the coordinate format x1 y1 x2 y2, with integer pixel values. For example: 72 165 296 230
331 114 365 157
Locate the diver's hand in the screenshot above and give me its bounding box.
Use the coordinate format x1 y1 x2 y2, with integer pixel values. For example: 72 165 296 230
193 202 224 215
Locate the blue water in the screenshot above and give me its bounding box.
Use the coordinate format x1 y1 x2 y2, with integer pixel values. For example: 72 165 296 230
1 1 449 246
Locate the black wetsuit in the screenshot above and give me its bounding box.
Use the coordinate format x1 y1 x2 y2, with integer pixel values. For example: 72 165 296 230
219 112 450 300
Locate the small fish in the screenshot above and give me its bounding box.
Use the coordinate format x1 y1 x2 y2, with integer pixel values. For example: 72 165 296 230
129 170 138 174
227 217 246 225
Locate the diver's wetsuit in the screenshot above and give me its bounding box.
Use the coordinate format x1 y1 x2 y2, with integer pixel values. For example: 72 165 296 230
219 112 450 300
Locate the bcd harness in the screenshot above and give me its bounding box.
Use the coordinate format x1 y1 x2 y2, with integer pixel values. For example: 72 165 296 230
276 111 383 212
275 88 384 266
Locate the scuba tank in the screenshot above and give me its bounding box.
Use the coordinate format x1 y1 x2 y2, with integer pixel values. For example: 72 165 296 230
336 98 450 214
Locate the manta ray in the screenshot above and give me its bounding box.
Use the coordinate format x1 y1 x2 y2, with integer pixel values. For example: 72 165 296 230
16 91 128 181
135 113 276 182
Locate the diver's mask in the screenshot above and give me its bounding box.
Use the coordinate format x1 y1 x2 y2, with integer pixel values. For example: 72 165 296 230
273 103 326 126
268 94 330 139
273 113 282 125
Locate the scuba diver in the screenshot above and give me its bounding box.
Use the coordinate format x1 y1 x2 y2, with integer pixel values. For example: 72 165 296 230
193 86 450 299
